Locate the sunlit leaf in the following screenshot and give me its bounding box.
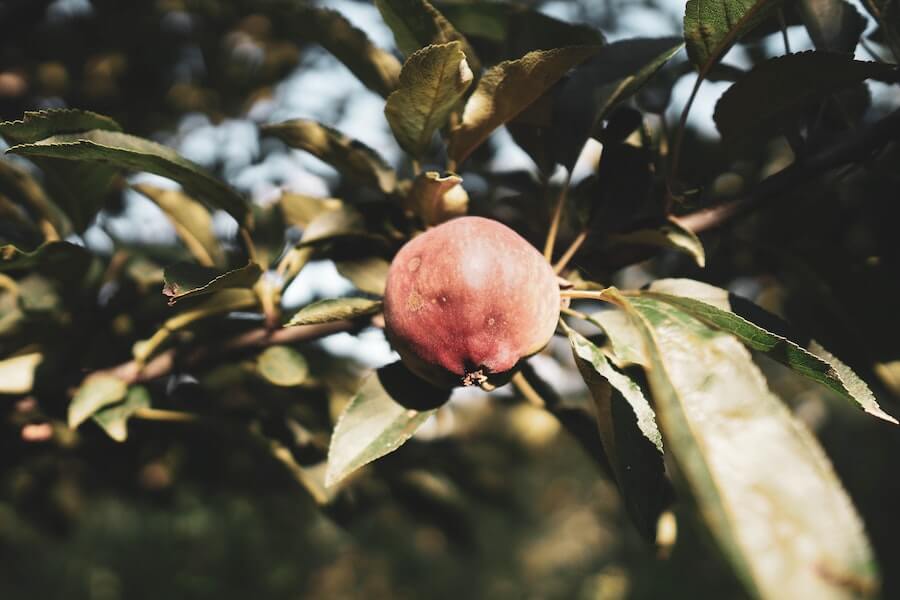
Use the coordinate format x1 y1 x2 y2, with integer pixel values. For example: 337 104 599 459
257 345 309 387
641 278 898 424
608 289 879 599
448 45 600 165
607 218 706 267
162 262 262 305
7 130 250 225
326 363 448 487
714 52 895 143
91 385 151 442
133 184 224 268
295 6 401 97
552 37 682 168
69 374 128 428
335 256 391 296
798 0 866 53
684 0 782 73
0 351 42 394
262 120 397 194
287 297 382 327
298 205 372 246
279 193 342 228
385 42 473 158
375 0 481 72
406 171 468 225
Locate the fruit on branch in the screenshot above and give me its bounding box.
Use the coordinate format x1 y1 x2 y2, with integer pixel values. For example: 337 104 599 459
383 216 561 390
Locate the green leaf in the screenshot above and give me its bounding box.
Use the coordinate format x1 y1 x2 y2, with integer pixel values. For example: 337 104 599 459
0 159 71 238
91 386 151 442
448 45 600 165
405 171 468 226
375 0 481 72
294 7 401 98
69 374 128 429
298 205 368 246
563 324 669 540
714 52 896 143
262 120 397 194
684 0 782 73
608 289 879 599
0 351 42 394
437 1 604 63
133 184 224 268
0 109 121 145
335 257 390 296
641 278 898 425
385 42 474 158
565 325 662 452
0 111 123 233
607 218 706 267
257 346 309 387
552 37 683 168
0 241 91 278
162 262 262 305
326 363 448 487
7 130 250 225
287 297 382 327
798 0 866 53
279 193 342 228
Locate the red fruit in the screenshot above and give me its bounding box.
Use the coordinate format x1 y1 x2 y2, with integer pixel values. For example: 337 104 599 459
383 216 561 389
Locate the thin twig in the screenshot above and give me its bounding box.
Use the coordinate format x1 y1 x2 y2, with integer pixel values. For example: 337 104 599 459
511 372 545 407
553 229 588 274
676 106 900 234
543 170 573 261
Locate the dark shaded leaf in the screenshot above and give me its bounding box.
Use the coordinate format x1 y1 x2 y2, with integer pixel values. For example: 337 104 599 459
552 37 683 169
714 52 896 143
606 218 706 267
798 0 866 53
286 297 382 327
0 159 71 238
7 130 250 225
262 120 397 194
385 42 474 158
294 6 401 98
0 109 121 145
375 0 481 73
448 46 600 165
0 241 92 281
162 262 262 305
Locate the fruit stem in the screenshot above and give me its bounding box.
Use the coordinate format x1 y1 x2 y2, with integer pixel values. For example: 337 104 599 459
553 229 588 274
511 372 544 408
543 170 573 262
559 289 616 304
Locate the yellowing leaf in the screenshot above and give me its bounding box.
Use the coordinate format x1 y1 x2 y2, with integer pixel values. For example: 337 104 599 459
69 374 128 429
448 46 600 165
286 297 382 327
0 352 42 394
406 171 468 226
257 346 309 387
385 42 473 158
134 184 224 268
92 386 151 442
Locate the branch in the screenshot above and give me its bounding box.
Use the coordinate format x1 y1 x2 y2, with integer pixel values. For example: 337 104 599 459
676 107 900 234
105 319 359 385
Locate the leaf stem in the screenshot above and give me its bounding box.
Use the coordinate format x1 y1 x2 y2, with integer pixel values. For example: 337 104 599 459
560 289 615 303
132 408 201 423
239 226 258 265
511 372 545 407
543 170 573 262
777 7 791 54
667 75 703 202
553 229 588 274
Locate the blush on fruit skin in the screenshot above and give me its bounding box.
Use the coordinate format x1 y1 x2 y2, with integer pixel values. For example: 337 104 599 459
383 216 561 389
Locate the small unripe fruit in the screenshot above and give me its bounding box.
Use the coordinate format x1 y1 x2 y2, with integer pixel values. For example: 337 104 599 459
383 216 561 389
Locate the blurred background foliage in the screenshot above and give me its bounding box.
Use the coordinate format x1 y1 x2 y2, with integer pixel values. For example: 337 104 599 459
1 0 899 598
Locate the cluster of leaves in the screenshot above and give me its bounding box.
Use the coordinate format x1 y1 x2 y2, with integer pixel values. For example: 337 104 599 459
2 0 900 598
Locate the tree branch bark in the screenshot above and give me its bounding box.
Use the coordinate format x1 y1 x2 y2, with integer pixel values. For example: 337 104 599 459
675 107 900 234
